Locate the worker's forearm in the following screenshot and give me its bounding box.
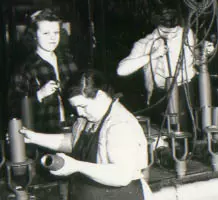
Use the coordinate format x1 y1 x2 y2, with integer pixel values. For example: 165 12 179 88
31 133 67 151
117 55 150 76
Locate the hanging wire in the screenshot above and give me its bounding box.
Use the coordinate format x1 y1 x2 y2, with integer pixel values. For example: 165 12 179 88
133 26 196 153
134 26 192 115
135 0 218 151
185 0 217 49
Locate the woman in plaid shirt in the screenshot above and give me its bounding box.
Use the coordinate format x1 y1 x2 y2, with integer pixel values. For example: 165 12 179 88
8 9 78 133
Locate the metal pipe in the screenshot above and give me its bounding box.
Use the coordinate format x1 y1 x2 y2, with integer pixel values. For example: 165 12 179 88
163 38 172 76
41 154 65 171
199 66 212 106
8 118 27 175
212 107 218 126
206 128 218 171
21 96 34 129
8 119 26 163
14 187 29 200
198 41 212 130
166 77 180 127
163 36 180 130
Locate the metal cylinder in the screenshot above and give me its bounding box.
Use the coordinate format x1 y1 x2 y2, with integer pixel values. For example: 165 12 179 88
212 107 218 126
201 106 212 130
211 155 218 172
8 119 26 163
199 65 212 108
176 160 186 178
41 154 65 171
14 188 29 200
198 61 212 130
21 96 34 129
166 77 179 125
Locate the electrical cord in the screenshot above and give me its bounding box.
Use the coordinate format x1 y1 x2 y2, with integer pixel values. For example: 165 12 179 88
134 0 218 152
133 36 169 114
185 0 217 49
134 30 187 115
154 24 199 151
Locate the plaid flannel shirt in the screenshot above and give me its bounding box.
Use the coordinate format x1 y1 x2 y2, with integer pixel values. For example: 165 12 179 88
8 52 78 133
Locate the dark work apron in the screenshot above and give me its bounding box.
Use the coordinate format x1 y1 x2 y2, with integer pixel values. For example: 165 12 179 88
70 99 144 200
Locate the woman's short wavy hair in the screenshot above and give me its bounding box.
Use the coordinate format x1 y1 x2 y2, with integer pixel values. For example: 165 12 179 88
65 69 115 100
22 8 62 52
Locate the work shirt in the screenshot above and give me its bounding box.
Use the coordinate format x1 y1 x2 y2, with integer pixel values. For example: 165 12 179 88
143 26 195 89
119 26 196 101
70 99 152 199
8 52 78 133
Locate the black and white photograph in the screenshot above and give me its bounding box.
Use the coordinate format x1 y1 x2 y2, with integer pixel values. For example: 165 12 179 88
1 0 218 199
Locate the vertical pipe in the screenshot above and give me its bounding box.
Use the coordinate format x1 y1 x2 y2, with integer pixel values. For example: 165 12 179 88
163 38 172 77
212 107 218 126
15 188 29 200
8 119 26 163
166 77 180 127
199 63 212 107
21 96 34 129
198 41 212 130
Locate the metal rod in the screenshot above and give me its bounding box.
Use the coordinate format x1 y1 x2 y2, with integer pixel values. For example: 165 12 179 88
163 38 172 77
166 77 179 127
198 41 212 130
21 96 34 129
8 119 26 163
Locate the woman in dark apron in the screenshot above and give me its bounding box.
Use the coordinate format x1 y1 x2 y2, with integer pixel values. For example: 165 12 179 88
20 70 152 200
68 98 144 200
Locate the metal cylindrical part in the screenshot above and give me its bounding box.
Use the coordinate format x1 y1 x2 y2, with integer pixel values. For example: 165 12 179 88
211 155 218 172
21 96 34 129
8 119 26 163
176 160 186 178
201 106 212 130
212 107 218 126
198 63 212 130
41 154 65 171
166 77 179 125
199 65 212 107
14 188 29 200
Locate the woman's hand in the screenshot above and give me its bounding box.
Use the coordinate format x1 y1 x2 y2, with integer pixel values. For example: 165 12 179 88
151 44 168 60
49 153 79 176
19 127 35 143
37 80 59 101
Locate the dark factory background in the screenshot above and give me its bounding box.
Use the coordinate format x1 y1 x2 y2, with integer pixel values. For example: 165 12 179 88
0 0 218 139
